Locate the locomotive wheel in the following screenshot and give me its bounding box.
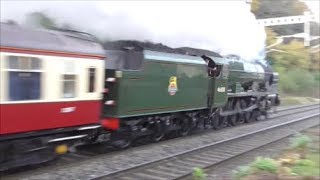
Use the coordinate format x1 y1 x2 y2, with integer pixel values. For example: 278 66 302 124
219 115 229 128
150 121 165 142
228 113 238 126
240 99 252 123
252 110 262 121
237 100 245 124
110 128 132 149
244 101 255 123
211 113 221 130
228 101 239 126
179 117 191 136
218 104 229 128
261 98 269 119
111 139 132 149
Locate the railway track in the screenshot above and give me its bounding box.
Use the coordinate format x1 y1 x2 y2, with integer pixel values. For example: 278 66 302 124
93 112 319 180
192 125 320 179
2 104 319 180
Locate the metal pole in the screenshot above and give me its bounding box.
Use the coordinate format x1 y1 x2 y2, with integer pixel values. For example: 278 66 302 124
304 11 311 47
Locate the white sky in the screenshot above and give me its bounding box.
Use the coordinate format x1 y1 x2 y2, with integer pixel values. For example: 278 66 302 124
1 0 267 59
4 1 317 59
303 0 320 22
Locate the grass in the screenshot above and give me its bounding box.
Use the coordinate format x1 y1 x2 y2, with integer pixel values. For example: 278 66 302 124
291 153 320 176
250 157 279 174
232 166 251 180
192 167 207 180
232 157 279 180
289 133 312 150
280 96 320 106
232 132 320 179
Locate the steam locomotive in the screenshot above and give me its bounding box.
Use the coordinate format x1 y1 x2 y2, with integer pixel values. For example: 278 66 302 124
0 23 280 170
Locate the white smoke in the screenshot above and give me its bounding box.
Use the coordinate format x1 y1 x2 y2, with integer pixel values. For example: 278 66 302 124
1 0 266 59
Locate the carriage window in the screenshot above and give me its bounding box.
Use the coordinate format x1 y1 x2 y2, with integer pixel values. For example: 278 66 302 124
7 56 42 101
62 75 76 98
62 61 77 98
88 68 96 92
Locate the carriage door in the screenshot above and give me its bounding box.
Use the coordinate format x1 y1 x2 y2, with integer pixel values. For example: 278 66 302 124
212 65 228 107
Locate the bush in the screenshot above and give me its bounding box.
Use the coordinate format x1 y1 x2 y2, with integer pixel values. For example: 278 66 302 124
277 69 319 97
232 166 251 180
313 71 320 82
192 167 207 180
290 134 312 150
250 157 279 174
295 159 315 166
292 158 319 177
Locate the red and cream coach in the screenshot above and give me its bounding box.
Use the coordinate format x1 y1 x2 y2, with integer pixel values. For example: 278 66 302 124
0 23 107 170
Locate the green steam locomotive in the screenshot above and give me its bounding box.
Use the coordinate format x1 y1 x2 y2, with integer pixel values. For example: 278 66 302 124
101 41 280 148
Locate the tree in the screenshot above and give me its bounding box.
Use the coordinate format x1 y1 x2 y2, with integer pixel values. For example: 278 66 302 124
250 0 261 14
268 40 311 70
253 0 318 97
252 0 310 36
254 0 308 19
310 51 320 72
265 27 278 47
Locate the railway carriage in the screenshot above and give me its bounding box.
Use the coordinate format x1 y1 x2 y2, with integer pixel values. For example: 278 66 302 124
0 23 106 170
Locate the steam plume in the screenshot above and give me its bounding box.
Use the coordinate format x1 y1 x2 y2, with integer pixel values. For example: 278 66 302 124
1 1 266 59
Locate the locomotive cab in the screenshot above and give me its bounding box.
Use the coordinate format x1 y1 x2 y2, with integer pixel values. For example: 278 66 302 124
201 55 228 108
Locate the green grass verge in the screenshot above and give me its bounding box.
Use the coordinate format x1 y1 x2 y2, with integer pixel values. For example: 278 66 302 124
232 132 320 179
281 96 320 106
291 153 320 176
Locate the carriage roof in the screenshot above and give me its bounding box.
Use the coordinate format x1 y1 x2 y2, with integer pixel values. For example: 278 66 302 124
0 23 105 57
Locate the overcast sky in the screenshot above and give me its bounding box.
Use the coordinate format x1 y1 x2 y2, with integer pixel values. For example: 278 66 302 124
302 0 320 21
2 0 317 59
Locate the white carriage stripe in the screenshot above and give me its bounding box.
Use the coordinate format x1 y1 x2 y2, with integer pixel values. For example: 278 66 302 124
78 125 101 130
0 97 102 104
48 135 87 143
